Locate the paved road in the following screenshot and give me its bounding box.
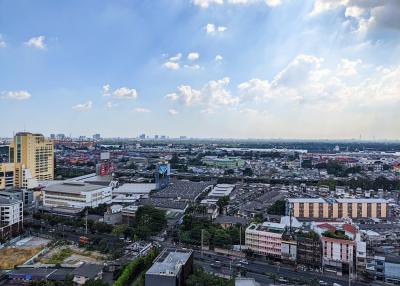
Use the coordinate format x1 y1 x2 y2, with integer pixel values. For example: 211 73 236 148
194 250 370 286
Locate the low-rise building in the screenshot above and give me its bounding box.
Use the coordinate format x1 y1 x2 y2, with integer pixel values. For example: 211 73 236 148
296 230 322 269
145 248 193 286
43 181 112 208
245 222 285 258
0 197 23 243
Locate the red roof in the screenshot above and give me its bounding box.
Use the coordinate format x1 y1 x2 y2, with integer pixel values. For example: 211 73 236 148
318 223 336 232
343 224 357 234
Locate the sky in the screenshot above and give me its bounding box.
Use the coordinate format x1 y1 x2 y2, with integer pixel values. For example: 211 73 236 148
0 0 399 139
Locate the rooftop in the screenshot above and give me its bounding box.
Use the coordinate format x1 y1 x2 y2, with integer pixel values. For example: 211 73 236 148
146 248 192 276
152 180 214 200
44 181 107 194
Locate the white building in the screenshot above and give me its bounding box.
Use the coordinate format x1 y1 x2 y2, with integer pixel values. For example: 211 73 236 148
0 197 23 242
111 183 156 204
201 184 235 205
43 181 112 208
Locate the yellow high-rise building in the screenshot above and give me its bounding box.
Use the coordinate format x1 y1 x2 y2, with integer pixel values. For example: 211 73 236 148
9 132 54 182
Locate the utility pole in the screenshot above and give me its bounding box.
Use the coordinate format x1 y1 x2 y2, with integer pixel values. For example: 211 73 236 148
85 209 88 235
239 225 242 251
201 229 204 258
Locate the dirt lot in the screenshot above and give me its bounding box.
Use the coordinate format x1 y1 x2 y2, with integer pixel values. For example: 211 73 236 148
40 244 106 266
0 247 43 269
0 236 50 269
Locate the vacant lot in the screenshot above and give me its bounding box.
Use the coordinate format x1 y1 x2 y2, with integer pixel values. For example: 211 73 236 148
0 247 43 269
40 245 106 265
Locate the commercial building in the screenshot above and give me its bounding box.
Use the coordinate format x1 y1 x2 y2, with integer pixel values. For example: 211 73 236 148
286 198 388 220
202 156 245 169
9 132 54 181
0 197 23 242
201 184 235 205
43 181 112 208
245 222 285 258
111 183 156 204
145 248 193 286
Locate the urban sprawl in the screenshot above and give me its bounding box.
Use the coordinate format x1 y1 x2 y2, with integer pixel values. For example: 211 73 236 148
0 132 400 286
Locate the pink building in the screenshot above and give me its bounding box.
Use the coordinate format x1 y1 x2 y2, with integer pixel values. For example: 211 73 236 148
245 222 285 258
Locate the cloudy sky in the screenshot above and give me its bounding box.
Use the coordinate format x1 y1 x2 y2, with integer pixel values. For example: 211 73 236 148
1 0 399 139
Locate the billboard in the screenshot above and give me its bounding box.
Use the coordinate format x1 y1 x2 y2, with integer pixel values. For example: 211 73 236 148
100 152 110 160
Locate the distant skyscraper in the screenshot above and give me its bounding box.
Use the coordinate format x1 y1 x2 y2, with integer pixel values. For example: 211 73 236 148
50 134 55 139
154 135 159 140
139 134 146 139
93 134 101 140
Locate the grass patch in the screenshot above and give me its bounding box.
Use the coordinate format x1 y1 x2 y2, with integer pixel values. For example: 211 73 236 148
46 247 73 264
0 247 43 269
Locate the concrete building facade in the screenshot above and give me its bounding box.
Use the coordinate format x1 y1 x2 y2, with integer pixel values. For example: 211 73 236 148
287 198 388 219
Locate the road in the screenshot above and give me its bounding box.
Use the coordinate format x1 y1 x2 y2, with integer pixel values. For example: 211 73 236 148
194 250 370 286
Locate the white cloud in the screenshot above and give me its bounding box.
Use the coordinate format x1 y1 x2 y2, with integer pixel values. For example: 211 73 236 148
187 52 200 61
163 61 180 70
194 0 282 8
2 90 32 100
215 55 223 61
184 64 200 70
0 34 6 48
336 59 362 76
113 87 138 99
106 101 118 108
193 0 223 8
311 0 400 33
237 54 400 110
25 36 46 50
134 107 151 113
169 53 182 62
205 23 227 35
165 93 179 101
102 84 111 96
167 77 239 108
265 0 282 6
102 85 138 100
72 101 92 111
168 109 179 115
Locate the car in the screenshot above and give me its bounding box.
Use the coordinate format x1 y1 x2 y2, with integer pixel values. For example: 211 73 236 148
319 281 328 286
239 259 249 265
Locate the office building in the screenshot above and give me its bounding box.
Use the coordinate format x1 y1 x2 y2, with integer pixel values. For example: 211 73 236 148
0 163 15 189
92 134 101 140
43 181 112 209
145 248 193 286
9 132 54 182
0 197 23 242
286 198 388 220
245 222 285 258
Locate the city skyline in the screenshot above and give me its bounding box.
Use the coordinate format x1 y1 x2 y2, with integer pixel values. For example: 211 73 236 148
1 0 399 139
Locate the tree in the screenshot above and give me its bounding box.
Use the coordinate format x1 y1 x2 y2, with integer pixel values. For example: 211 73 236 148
134 205 167 239
267 200 286 215
112 224 128 237
83 279 109 286
242 167 253 177
216 196 230 214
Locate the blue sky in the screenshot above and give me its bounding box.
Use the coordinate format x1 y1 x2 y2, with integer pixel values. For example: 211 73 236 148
1 0 399 139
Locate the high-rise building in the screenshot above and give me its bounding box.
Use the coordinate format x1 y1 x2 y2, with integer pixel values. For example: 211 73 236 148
9 132 54 182
92 134 101 140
